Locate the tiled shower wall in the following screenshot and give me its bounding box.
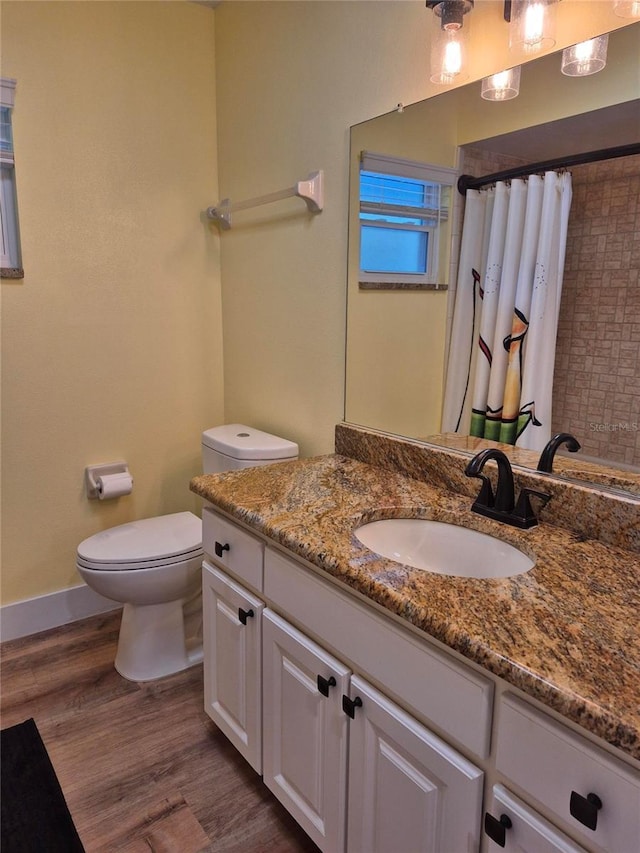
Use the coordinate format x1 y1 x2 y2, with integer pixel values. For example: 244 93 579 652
553 154 640 466
461 148 640 467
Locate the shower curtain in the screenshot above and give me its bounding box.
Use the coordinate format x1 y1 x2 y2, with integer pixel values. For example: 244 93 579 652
441 170 572 452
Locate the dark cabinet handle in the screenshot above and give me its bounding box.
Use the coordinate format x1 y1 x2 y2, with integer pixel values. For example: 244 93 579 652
484 812 512 847
317 675 336 697
238 607 254 625
342 694 363 718
570 791 602 831
214 541 230 558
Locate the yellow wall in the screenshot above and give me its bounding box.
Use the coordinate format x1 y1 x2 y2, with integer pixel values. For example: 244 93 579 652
214 0 633 456
0 0 633 607
1 1 222 604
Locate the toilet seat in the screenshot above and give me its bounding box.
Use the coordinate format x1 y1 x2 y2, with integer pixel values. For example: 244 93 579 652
77 512 203 572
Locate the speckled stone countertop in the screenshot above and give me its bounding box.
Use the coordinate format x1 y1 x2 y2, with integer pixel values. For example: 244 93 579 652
191 453 640 763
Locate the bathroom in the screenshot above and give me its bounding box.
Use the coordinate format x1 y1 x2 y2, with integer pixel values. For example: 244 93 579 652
1 1 639 850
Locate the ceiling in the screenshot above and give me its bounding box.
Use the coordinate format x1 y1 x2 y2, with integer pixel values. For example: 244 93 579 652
467 99 640 162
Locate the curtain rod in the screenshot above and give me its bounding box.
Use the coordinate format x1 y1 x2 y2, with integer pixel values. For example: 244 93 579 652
457 142 640 195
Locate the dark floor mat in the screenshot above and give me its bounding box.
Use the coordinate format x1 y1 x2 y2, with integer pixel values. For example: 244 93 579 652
1 717 85 852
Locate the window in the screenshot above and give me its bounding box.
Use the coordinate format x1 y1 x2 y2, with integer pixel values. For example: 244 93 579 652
358 151 456 289
1 78 22 278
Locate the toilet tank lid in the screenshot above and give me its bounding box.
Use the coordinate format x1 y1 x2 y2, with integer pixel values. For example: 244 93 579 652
202 424 298 460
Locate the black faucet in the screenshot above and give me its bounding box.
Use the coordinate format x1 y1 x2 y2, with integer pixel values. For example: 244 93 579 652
537 432 581 473
465 448 551 529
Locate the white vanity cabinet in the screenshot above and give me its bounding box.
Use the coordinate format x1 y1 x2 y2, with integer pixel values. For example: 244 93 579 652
494 694 640 853
485 785 587 853
261 546 488 851
201 507 266 773
201 507 640 853
202 507 264 590
346 674 483 853
261 608 483 853
202 560 264 772
262 609 350 852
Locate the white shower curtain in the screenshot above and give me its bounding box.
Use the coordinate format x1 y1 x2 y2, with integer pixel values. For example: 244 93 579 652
442 170 572 451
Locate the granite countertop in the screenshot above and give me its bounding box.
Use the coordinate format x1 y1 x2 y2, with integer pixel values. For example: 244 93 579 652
191 454 640 762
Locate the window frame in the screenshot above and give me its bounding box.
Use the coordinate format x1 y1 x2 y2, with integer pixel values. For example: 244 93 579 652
1 78 23 279
358 151 457 289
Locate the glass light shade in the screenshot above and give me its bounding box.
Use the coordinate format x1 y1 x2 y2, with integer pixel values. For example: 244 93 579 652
481 66 521 100
613 0 640 17
508 0 558 54
430 20 471 84
561 34 608 77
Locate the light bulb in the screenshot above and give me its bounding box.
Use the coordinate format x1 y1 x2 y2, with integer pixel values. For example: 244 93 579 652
428 0 472 85
509 0 558 54
481 66 521 101
444 38 463 77
561 34 608 77
430 26 469 83
523 2 545 46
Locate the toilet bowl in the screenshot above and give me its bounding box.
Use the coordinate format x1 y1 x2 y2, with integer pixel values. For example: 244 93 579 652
76 425 298 682
77 512 204 681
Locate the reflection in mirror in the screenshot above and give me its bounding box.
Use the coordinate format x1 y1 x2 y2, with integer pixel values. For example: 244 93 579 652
357 152 456 291
345 23 640 496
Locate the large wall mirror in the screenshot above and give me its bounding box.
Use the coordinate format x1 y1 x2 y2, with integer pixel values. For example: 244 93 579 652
345 22 640 497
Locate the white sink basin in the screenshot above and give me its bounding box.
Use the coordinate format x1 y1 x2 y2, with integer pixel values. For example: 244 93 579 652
354 518 534 579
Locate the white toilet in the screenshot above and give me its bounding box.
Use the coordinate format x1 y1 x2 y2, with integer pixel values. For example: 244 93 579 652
77 424 298 682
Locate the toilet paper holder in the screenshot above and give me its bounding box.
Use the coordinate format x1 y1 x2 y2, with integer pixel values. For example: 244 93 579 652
85 461 132 499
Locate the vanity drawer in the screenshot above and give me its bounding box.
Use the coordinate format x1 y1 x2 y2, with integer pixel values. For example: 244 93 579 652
486 784 587 852
496 694 640 852
202 508 264 591
264 546 493 758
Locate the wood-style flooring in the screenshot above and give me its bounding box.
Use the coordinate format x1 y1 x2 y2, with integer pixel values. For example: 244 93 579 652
0 610 320 853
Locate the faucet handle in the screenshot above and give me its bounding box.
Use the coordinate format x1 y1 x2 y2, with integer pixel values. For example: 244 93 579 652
513 488 551 527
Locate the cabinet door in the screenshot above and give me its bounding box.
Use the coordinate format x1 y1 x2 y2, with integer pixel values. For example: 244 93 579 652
485 785 587 853
262 609 350 853
346 674 483 853
202 560 264 772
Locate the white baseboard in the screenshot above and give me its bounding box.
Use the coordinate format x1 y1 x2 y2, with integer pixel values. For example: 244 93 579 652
0 584 121 643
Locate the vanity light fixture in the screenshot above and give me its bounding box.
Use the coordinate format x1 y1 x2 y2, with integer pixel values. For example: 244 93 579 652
481 66 521 100
561 34 608 77
426 1 474 85
613 0 640 17
505 0 559 54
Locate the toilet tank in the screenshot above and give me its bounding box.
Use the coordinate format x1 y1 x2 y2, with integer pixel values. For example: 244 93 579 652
201 424 299 474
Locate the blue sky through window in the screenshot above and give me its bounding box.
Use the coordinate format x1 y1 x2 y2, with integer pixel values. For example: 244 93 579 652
361 226 428 274
360 171 436 276
361 171 429 207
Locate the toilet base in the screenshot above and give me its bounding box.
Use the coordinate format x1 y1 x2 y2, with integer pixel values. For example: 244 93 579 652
115 599 203 682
